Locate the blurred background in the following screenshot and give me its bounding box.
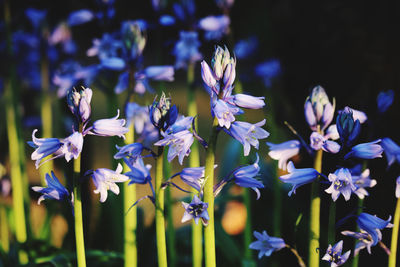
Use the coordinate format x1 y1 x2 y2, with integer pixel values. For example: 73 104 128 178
1 0 400 266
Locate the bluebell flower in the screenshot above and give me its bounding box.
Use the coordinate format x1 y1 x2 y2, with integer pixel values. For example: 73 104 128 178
229 94 265 109
90 110 129 139
249 230 286 258
29 129 63 169
25 8 47 29
325 168 356 201
89 163 129 202
324 124 340 140
377 90 394 113
351 167 377 199
173 31 202 69
124 158 152 185
347 107 367 124
254 59 281 87
101 57 126 71
68 9 95 26
234 37 258 59
155 130 194 165
172 0 195 21
279 161 320 196
179 166 207 192
165 115 193 134
344 140 383 160
357 212 393 246
396 176 400 198
198 15 230 40
32 171 70 204
232 154 264 199
114 143 144 162
67 87 93 122
336 107 361 147
149 93 178 131
309 132 340 153
125 102 148 130
87 33 123 60
266 140 301 170
181 195 209 225
227 120 270 156
201 60 217 89
321 240 351 267
381 137 400 167
136 66 174 82
212 98 242 128
304 85 335 131
159 15 176 26
341 230 374 255
61 132 84 162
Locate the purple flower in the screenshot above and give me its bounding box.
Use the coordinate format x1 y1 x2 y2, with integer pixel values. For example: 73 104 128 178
89 163 129 202
227 120 270 156
341 230 374 255
173 31 202 69
234 37 258 59
149 93 178 131
304 85 335 131
61 132 84 162
0 177 11 198
381 137 400 167
29 129 63 169
325 168 357 201
32 171 70 205
254 59 281 87
357 212 393 246
101 57 126 70
309 132 340 153
68 9 95 26
232 154 264 199
90 110 129 139
336 107 361 147
267 140 301 170
155 130 194 165
350 166 377 199
344 140 383 160
249 230 286 258
212 98 242 129
179 166 207 192
114 143 144 162
66 87 93 122
125 103 148 131
25 8 47 29
198 15 230 40
87 33 123 60
321 240 351 267
230 94 265 109
201 61 217 89
280 161 320 196
377 90 394 113
348 107 367 124
124 158 152 185
396 176 400 198
136 66 175 82
181 195 209 225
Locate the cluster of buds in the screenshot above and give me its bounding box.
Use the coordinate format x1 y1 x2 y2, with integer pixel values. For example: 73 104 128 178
336 107 361 147
67 87 93 123
121 20 146 61
149 92 178 131
304 85 335 132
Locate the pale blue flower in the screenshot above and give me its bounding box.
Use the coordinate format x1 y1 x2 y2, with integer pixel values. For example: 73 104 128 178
201 60 217 89
351 167 377 199
68 9 95 26
280 161 320 196
29 129 63 169
381 137 400 167
234 37 258 59
212 98 242 129
179 166 206 192
357 212 393 246
310 132 340 153
267 140 301 170
325 168 356 201
87 33 123 60
181 195 209 225
232 154 264 199
61 132 84 162
249 230 286 258
89 163 129 202
341 230 374 255
90 110 129 139
344 140 383 160
32 171 70 204
229 94 265 109
377 90 394 113
173 31 202 69
114 143 144 162
198 15 230 40
155 130 194 165
101 57 126 70
124 158 152 185
321 240 351 267
227 120 270 156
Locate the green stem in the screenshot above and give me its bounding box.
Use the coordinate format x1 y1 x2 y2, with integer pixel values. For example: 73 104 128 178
204 118 219 267
155 146 168 267
243 188 252 259
164 148 176 267
187 62 203 267
124 124 137 267
389 197 400 267
73 152 86 267
0 205 9 252
3 0 28 263
309 149 322 267
352 192 364 267
327 202 336 245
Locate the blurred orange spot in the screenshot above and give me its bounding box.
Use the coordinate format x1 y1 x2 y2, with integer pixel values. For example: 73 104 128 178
51 215 68 248
222 201 247 235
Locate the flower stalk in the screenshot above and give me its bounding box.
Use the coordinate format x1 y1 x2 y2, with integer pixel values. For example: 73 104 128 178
0 205 9 252
155 146 168 267
164 147 176 267
309 148 322 267
389 197 400 267
204 117 220 267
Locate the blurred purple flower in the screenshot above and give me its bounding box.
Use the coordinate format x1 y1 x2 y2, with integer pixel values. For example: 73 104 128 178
255 59 281 87
249 230 286 258
377 89 394 113
267 140 301 170
68 9 95 26
173 31 202 69
381 137 400 167
198 15 230 40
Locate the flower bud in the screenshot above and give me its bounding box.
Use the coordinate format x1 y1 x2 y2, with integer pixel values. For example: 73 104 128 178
67 87 93 122
336 107 361 147
201 61 217 88
150 92 178 130
304 85 334 131
121 20 146 60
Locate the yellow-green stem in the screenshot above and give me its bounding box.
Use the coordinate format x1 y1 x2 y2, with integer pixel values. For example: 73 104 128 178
309 149 322 267
0 206 9 252
187 62 203 267
124 124 137 267
243 188 252 259
155 146 168 267
204 118 219 267
73 152 86 267
389 197 400 267
164 148 176 267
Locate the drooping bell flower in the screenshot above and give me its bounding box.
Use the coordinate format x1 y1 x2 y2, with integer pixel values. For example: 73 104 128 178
321 240 351 267
90 110 129 139
344 140 383 160
279 161 320 196
357 212 393 246
249 230 286 258
377 90 394 113
267 140 301 170
32 171 70 205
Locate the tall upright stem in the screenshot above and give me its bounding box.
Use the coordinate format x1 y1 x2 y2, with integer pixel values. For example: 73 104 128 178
73 148 86 267
164 148 176 267
0 205 9 253
204 118 219 267
155 146 168 267
3 0 28 263
389 197 400 267
187 62 203 267
309 149 322 267
123 123 137 267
